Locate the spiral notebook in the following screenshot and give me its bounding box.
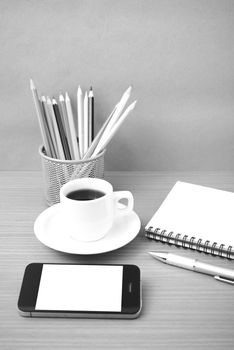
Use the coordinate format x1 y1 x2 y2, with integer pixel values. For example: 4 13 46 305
145 181 234 259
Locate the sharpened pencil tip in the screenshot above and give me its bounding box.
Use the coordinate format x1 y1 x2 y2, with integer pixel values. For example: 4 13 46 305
88 87 94 98
30 78 35 90
77 86 83 96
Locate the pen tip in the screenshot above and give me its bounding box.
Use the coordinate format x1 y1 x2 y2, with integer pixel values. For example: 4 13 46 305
148 251 157 256
90 86 93 91
128 100 137 110
126 86 132 94
148 251 168 261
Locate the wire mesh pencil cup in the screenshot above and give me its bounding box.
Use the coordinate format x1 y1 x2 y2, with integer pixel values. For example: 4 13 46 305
39 145 105 206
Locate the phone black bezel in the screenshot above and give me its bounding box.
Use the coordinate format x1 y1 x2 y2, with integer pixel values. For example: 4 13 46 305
18 263 141 316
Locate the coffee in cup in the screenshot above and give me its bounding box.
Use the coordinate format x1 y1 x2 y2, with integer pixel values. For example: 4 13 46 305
60 178 134 242
66 189 105 201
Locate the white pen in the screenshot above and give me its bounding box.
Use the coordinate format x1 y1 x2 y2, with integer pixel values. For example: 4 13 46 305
88 87 94 145
92 100 137 157
149 251 234 285
82 104 118 160
99 86 132 143
83 91 88 154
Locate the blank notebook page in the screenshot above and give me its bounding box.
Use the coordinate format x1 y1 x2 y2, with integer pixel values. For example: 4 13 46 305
145 181 234 247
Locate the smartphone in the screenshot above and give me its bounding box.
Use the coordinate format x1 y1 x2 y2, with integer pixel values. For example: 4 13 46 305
18 263 141 319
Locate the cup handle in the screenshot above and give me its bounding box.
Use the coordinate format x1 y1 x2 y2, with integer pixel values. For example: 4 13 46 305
113 191 134 216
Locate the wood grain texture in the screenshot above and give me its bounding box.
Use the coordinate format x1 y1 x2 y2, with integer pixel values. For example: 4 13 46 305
1 171 234 350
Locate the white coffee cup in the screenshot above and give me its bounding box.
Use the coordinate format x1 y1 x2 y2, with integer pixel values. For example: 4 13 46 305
60 178 134 242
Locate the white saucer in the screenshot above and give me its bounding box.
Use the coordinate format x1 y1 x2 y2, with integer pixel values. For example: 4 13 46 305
34 203 141 255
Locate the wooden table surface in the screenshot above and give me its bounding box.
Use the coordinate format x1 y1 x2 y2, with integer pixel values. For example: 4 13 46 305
1 171 234 350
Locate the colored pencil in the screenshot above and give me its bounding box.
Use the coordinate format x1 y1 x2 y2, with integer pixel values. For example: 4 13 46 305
30 79 51 156
52 98 71 160
59 94 74 159
47 97 65 160
77 86 84 158
41 96 57 158
65 92 80 160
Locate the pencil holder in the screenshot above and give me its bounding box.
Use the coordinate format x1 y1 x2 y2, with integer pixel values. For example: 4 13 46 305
39 145 105 206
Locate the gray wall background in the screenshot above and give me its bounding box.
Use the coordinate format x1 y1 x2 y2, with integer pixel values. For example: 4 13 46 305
1 0 234 171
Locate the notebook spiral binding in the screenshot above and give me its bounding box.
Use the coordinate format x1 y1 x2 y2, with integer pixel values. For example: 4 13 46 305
145 226 234 259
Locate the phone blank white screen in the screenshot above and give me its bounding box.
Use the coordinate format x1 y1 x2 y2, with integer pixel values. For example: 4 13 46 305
35 265 123 312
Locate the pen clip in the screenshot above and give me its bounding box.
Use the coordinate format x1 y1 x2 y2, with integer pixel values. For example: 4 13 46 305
214 275 234 285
